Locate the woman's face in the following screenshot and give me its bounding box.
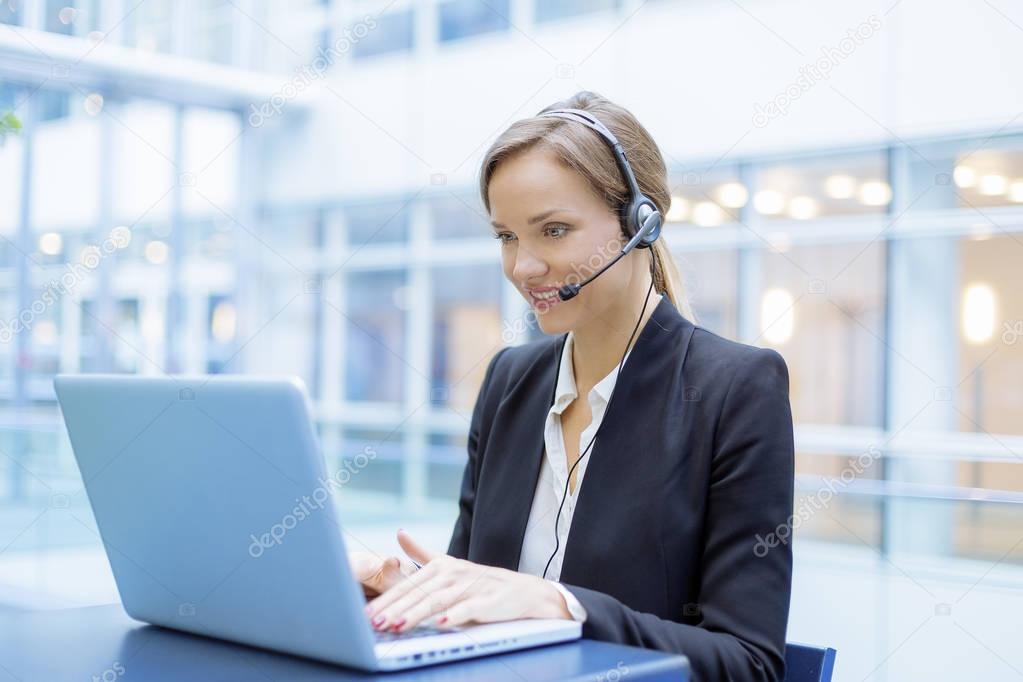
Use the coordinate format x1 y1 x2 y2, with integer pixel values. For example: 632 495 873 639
488 147 642 335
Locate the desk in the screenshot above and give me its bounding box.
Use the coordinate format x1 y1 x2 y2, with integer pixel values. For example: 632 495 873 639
0 604 690 681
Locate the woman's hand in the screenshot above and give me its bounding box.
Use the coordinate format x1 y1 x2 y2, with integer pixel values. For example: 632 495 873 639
348 549 410 598
364 530 571 632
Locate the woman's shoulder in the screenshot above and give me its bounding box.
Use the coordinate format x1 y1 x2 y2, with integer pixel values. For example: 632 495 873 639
485 335 561 383
686 325 789 389
483 326 788 396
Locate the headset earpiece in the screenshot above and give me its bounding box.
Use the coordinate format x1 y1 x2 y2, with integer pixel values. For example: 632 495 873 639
628 198 662 249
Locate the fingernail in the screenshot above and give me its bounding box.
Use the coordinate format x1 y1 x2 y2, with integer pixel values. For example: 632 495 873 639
437 616 448 626
372 614 385 627
392 618 406 632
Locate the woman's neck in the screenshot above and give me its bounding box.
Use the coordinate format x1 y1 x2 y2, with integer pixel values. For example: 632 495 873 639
569 285 661 391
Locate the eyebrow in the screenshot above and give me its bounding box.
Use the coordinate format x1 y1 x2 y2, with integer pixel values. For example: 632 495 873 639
490 209 569 230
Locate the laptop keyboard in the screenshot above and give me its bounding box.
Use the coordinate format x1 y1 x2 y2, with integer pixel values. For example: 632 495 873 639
373 624 456 642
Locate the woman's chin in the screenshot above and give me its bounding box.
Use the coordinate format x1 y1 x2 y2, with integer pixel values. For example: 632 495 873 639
535 309 573 336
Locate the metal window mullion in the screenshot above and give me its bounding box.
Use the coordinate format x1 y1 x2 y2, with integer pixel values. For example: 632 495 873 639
735 161 761 343
322 212 346 408
92 95 116 371
164 104 184 373
309 207 326 399
10 84 36 500
231 111 260 373
21 0 44 30
403 201 432 511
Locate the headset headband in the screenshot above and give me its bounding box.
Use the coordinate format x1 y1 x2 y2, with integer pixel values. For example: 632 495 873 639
537 108 644 198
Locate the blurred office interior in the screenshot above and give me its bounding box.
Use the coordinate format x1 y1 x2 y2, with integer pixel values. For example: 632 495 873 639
1 1 1021 680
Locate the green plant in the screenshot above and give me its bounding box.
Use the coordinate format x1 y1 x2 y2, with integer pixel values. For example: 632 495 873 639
0 111 22 145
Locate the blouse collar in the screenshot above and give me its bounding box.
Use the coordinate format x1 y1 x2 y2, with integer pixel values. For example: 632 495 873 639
551 293 663 414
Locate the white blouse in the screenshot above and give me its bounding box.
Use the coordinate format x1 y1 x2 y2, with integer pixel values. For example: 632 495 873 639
516 298 656 620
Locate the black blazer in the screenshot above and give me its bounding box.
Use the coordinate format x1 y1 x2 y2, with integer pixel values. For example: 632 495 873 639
448 295 795 682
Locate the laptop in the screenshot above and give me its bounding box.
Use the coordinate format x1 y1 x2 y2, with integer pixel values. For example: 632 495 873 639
54 374 581 671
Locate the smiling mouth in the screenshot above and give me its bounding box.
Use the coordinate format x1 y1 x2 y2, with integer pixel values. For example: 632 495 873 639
526 288 564 307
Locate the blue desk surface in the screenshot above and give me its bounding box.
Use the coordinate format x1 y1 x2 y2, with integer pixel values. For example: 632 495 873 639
0 604 690 681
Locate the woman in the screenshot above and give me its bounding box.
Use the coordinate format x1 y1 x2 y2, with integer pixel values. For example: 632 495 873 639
352 91 795 682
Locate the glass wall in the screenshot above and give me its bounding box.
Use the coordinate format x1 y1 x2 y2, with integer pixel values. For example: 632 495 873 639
345 269 407 403
535 0 621 23
351 8 415 60
430 264 503 412
759 241 886 427
755 152 891 220
2 11 1023 580
3 78 1023 569
438 0 510 42
957 234 1023 436
0 79 246 558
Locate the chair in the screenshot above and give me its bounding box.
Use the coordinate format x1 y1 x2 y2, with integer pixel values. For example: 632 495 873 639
783 643 837 682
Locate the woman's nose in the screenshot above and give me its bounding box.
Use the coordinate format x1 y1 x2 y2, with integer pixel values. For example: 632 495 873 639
511 247 548 283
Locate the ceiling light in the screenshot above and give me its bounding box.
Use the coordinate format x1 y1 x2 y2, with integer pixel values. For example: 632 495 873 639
1009 180 1023 203
823 174 856 199
39 232 63 256
33 320 57 346
953 165 977 188
714 182 749 208
692 201 725 227
666 195 690 223
760 288 795 344
754 190 785 215
978 174 1007 196
210 302 237 343
788 196 819 220
858 180 891 206
144 240 168 265
962 283 996 345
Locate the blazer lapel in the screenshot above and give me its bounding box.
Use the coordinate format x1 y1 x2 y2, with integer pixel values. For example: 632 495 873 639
470 333 567 571
470 297 695 576
559 296 695 583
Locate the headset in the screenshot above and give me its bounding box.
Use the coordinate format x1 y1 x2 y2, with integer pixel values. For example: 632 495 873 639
536 108 664 302
534 108 661 580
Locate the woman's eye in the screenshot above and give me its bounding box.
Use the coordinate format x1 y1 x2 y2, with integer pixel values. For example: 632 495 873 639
546 224 568 239
493 232 515 244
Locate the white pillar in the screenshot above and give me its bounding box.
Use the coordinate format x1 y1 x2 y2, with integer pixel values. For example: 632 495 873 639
883 147 960 557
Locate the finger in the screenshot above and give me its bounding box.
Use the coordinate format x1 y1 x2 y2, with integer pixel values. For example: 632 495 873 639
365 556 401 594
372 571 453 630
438 596 490 629
366 559 442 617
394 585 470 632
397 528 437 566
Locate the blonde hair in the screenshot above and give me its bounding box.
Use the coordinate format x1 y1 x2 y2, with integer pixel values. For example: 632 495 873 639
478 90 695 321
